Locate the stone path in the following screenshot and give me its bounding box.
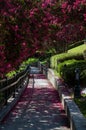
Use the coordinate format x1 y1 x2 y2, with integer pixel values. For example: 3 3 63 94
0 68 70 130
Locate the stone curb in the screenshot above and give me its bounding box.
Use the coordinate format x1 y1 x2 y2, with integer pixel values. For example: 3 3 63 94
47 69 86 130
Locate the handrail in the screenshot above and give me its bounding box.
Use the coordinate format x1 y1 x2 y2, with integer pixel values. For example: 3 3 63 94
0 71 28 92
38 62 48 78
0 65 30 107
0 65 30 89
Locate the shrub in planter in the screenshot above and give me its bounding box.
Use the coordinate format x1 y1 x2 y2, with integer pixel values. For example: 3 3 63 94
57 60 86 86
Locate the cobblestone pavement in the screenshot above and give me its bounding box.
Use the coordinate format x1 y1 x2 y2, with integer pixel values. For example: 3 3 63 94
0 68 70 130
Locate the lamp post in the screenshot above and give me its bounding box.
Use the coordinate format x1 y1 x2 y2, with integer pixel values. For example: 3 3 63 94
74 68 81 98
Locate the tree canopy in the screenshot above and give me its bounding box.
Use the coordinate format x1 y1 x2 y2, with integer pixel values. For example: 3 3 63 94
0 0 86 78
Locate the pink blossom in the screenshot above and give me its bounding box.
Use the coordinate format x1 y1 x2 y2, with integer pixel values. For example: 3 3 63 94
84 14 86 21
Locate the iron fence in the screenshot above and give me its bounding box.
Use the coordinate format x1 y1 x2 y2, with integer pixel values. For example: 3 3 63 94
0 66 30 108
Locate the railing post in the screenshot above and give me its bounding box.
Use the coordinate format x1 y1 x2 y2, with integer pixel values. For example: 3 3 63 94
45 65 48 78
13 75 16 98
74 68 81 98
41 64 43 73
32 74 35 88
0 64 32 109
4 78 8 105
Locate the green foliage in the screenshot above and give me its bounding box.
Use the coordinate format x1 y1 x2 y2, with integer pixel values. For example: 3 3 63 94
74 98 86 118
57 60 86 86
40 59 48 65
50 43 86 70
17 58 38 73
53 69 61 78
50 42 86 87
50 53 84 69
21 58 38 66
68 44 86 54
6 58 38 78
6 70 17 78
68 40 84 50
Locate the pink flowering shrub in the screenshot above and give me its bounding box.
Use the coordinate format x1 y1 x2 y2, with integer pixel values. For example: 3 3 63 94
0 0 86 79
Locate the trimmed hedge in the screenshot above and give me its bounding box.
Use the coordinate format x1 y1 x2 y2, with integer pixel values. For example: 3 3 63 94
50 53 84 69
57 60 86 86
68 44 86 54
50 43 86 87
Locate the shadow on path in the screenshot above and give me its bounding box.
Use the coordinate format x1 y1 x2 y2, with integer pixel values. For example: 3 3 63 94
0 73 70 130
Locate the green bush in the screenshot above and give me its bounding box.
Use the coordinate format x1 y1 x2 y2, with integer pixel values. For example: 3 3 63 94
6 58 38 78
57 60 86 86
68 44 86 54
6 70 17 78
74 98 86 117
21 58 38 66
50 54 57 69
17 58 38 72
50 43 86 70
50 53 84 69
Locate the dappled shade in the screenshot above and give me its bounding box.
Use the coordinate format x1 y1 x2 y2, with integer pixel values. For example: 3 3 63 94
1 74 70 130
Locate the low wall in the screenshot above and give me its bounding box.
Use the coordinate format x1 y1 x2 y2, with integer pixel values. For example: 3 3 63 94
47 68 86 130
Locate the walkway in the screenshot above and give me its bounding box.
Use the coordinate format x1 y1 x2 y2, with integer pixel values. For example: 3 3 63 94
0 67 70 130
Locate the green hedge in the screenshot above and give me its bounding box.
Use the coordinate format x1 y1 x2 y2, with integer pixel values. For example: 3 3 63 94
50 53 84 69
68 44 86 54
57 60 86 86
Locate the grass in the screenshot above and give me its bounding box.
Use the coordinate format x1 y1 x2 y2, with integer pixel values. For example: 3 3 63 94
68 44 86 54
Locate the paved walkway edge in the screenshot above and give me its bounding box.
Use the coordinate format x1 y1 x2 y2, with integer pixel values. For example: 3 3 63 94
47 68 86 130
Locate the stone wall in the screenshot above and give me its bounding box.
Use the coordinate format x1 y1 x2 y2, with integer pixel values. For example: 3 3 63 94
47 68 86 130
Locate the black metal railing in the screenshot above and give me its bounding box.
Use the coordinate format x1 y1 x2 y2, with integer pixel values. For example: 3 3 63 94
0 66 30 108
38 62 48 78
